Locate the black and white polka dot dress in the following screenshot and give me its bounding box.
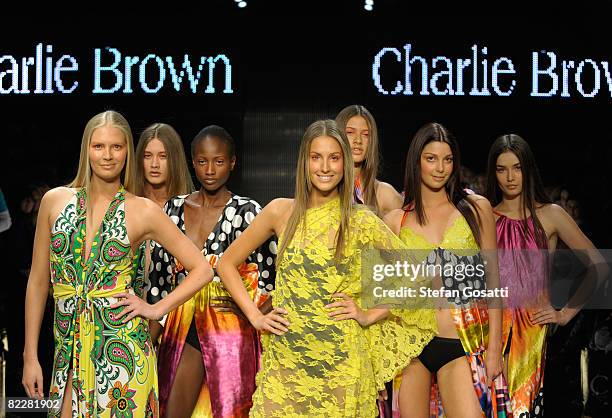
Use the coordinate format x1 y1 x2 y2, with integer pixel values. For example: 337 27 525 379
146 193 277 304
145 193 277 415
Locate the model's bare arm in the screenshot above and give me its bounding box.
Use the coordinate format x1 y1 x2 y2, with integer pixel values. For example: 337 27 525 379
377 181 404 217
532 204 608 325
218 199 290 335
382 208 403 236
22 188 71 398
469 194 503 385
112 199 213 322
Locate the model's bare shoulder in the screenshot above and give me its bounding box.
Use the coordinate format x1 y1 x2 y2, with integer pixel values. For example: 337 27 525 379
539 203 571 224
43 186 76 203
376 181 403 210
382 208 404 235
41 186 78 224
384 207 404 224
533 202 552 216
465 194 495 226
125 193 163 217
123 193 167 245
266 198 294 217
263 198 294 235
540 202 561 215
466 193 492 210
376 181 401 196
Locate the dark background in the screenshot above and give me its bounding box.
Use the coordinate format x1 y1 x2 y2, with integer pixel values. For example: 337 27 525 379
1 3 611 416
2 8 610 244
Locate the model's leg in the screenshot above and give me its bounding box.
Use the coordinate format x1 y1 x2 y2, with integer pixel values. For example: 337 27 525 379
503 352 509 381
398 359 431 418
437 357 482 418
164 343 205 418
59 370 72 418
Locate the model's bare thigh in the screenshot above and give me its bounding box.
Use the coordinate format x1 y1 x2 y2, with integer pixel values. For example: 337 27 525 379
164 342 205 418
399 358 431 418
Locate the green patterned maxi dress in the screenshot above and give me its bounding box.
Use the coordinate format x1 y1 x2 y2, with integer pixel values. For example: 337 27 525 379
48 186 158 417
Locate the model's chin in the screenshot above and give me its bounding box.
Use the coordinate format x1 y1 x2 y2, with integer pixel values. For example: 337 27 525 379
502 188 522 198
146 177 166 186
201 182 224 193
92 169 122 181
422 182 446 192
313 182 340 193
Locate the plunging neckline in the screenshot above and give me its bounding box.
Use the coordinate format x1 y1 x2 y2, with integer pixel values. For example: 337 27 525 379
400 213 463 248
79 186 124 266
181 194 234 252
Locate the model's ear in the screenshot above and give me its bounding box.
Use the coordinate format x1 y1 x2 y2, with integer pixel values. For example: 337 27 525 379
230 156 236 171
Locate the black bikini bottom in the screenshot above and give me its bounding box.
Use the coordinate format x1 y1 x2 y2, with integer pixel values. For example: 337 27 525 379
504 327 512 355
185 319 201 352
418 336 465 373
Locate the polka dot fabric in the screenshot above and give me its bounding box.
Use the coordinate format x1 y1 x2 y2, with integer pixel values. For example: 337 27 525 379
145 193 277 417
145 194 277 304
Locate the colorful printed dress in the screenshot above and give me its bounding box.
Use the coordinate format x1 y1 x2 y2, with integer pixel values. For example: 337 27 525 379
146 194 276 418
250 197 436 418
496 213 548 418
398 210 511 418
49 186 158 417
354 177 365 204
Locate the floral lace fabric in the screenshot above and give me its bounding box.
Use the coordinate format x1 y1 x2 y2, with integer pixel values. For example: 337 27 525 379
250 198 436 418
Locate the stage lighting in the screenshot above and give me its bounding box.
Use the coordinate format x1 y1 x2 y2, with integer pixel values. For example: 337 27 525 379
234 0 247 7
364 0 374 11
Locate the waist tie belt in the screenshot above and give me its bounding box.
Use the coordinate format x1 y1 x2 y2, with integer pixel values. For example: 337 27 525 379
53 282 131 398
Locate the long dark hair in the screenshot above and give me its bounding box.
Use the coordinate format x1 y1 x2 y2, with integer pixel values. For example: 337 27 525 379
486 134 551 248
403 122 482 245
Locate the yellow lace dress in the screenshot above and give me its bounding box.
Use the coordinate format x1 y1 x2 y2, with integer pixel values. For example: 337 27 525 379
250 198 436 417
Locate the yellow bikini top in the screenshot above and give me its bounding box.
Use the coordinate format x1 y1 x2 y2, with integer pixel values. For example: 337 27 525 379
398 209 480 252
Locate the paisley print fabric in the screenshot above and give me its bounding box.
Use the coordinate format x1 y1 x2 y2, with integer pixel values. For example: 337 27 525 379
49 186 157 417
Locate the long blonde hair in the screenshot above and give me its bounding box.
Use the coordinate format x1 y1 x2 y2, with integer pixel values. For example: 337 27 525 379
68 110 136 192
134 123 194 198
335 105 380 213
277 119 354 262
